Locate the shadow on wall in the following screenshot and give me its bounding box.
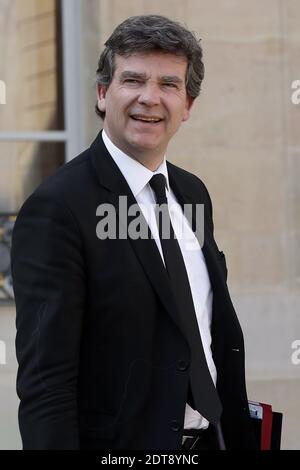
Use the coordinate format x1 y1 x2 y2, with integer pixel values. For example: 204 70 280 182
19 140 65 209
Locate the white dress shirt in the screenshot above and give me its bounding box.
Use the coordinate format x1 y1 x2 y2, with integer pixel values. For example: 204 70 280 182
102 130 217 430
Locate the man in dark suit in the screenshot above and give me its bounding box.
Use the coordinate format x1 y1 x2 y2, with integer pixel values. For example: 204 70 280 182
11 15 257 450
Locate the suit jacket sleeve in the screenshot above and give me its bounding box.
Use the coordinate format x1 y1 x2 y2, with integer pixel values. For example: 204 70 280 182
11 192 86 449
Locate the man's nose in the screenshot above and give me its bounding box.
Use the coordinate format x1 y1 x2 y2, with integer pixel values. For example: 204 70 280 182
137 83 161 106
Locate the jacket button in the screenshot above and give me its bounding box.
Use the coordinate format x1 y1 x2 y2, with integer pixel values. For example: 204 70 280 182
177 360 189 371
171 420 182 432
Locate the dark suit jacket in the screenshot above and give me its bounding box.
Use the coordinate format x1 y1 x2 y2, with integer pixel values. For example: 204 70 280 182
11 131 257 450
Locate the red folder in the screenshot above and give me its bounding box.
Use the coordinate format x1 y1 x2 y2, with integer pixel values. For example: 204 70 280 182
248 400 282 450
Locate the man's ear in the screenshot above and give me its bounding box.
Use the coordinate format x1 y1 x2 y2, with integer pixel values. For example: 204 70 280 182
182 96 195 122
96 84 107 113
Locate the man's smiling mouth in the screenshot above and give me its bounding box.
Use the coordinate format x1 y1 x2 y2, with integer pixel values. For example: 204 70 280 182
130 114 163 123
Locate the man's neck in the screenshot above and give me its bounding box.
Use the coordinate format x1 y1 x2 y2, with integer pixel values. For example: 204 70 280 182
102 128 166 171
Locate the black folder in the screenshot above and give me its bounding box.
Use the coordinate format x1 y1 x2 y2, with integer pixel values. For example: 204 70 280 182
249 400 283 450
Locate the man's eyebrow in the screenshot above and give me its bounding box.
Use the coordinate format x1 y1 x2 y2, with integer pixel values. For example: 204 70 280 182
119 71 184 85
119 71 148 80
159 75 184 85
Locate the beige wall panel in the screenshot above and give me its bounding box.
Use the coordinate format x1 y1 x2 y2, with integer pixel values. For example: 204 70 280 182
80 0 103 144
284 41 300 149
99 0 186 30
25 72 56 108
185 0 280 40
286 151 300 232
284 0 300 39
0 3 18 128
0 1 58 132
207 147 282 234
18 42 57 130
20 15 56 46
108 0 144 23
168 135 284 229
187 40 282 150
140 0 186 20
287 109 300 152
22 43 56 77
22 105 57 131
98 0 139 49
99 0 188 45
280 1 300 294
284 231 300 291
98 0 113 44
16 0 55 20
222 231 284 290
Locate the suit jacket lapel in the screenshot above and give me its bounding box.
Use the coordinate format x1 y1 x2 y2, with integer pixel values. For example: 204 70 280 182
90 132 229 343
168 163 227 311
89 132 185 337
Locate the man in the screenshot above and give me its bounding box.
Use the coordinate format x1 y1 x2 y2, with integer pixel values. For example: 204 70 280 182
11 15 257 450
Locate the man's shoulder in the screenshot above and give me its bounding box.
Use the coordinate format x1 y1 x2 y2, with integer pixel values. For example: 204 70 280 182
36 147 92 197
17 144 98 222
30 132 105 204
167 160 211 198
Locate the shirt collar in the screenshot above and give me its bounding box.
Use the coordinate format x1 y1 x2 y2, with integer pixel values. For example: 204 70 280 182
102 129 170 197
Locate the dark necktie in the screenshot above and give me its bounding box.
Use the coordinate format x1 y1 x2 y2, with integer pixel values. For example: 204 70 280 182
149 173 222 425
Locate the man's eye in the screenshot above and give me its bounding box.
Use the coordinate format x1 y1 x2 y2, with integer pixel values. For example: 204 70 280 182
124 79 140 84
163 83 178 88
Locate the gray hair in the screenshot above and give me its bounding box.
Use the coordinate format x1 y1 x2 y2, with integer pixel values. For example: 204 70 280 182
95 15 205 119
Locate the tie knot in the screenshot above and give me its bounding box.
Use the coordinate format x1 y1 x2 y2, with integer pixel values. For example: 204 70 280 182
149 174 167 205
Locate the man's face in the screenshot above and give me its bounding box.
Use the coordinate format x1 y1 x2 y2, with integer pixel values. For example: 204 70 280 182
97 51 194 169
